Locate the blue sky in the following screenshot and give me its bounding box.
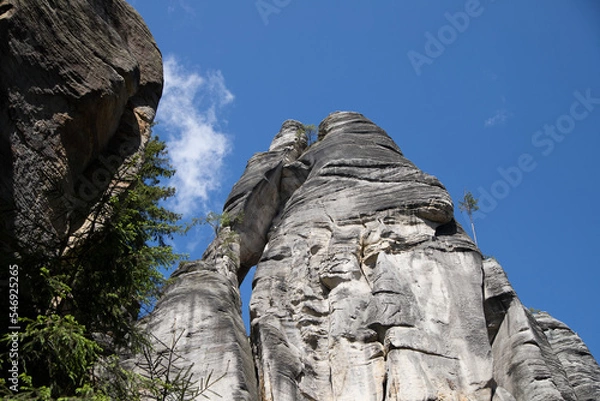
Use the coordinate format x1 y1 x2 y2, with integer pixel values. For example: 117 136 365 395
128 0 600 359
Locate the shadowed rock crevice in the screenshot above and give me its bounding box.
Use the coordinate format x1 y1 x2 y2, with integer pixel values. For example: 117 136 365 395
0 1 14 18
435 218 458 236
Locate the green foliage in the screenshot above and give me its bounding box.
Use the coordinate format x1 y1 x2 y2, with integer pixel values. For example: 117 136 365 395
297 124 318 147
136 330 225 400
91 355 143 400
51 136 187 347
459 190 480 247
0 317 109 399
0 373 53 400
0 135 193 399
16 315 101 394
199 211 243 236
459 190 479 214
194 211 243 267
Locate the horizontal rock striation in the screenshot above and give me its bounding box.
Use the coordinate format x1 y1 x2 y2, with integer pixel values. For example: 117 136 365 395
251 112 491 401
142 112 600 400
483 258 577 401
535 312 600 401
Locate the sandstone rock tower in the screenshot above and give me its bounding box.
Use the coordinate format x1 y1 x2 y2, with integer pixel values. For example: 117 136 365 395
142 112 600 401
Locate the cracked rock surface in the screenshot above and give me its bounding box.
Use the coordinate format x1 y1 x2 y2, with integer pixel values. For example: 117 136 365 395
142 112 600 401
0 0 162 260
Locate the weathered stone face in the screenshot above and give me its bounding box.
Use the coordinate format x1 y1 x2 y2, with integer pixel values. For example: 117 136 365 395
250 112 492 401
534 312 600 401
141 112 600 401
483 258 578 401
0 0 162 259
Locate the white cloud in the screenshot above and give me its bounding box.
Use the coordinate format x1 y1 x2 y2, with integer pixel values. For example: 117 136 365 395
157 55 233 216
484 109 510 128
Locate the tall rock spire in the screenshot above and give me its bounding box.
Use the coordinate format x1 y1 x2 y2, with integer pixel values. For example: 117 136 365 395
250 112 491 400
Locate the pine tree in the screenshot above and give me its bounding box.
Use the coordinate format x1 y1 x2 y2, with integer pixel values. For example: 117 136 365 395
459 190 479 247
1 135 191 399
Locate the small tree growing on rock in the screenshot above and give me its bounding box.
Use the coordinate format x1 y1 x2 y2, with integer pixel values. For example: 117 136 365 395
459 190 479 247
297 124 318 147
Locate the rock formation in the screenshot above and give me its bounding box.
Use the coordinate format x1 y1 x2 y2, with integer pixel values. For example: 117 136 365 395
1 2 596 399
0 0 162 261
141 112 600 400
